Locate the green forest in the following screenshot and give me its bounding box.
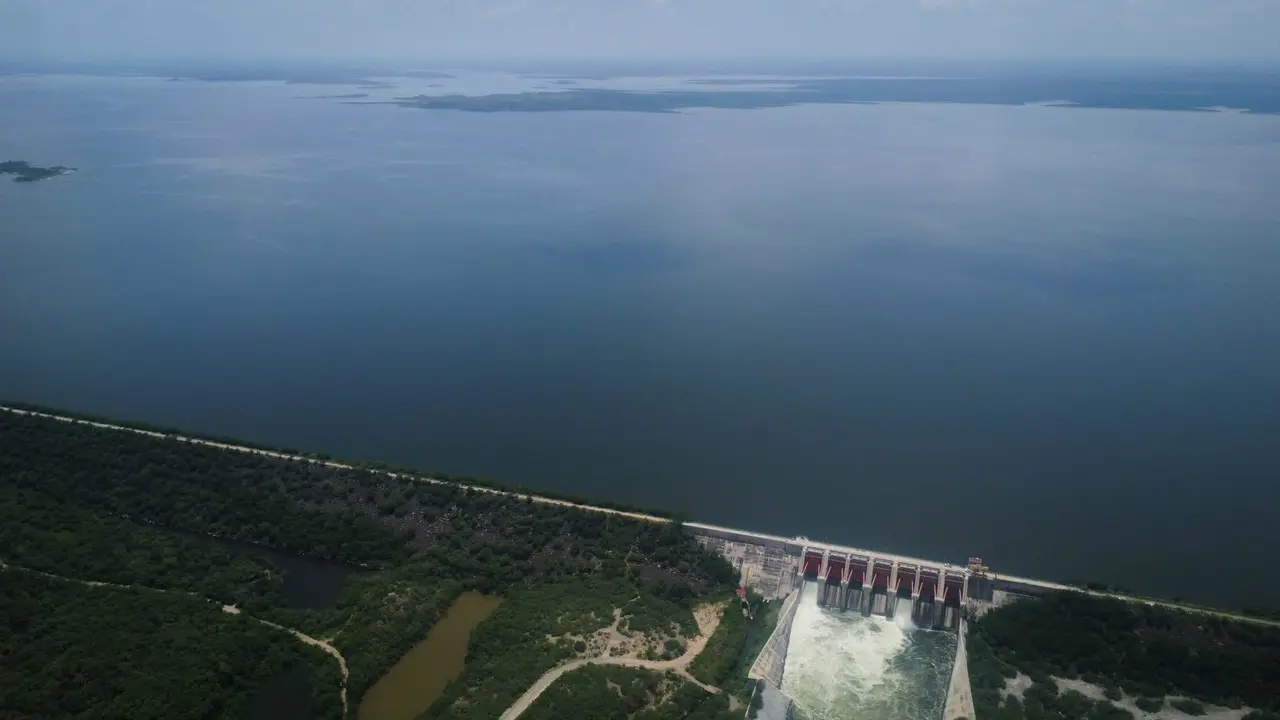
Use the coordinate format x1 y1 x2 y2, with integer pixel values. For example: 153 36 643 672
421 580 705 719
969 591 1280 720
0 408 740 719
0 571 338 720
688 592 780 695
521 665 741 720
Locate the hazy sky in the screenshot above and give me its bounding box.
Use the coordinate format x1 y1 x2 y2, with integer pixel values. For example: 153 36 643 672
2 0 1278 60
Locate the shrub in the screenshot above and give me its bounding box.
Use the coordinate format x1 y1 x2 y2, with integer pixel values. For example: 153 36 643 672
1171 699 1206 716
1136 697 1164 713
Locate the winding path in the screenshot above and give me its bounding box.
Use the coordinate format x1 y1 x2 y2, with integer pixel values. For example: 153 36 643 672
498 603 725 720
0 560 350 716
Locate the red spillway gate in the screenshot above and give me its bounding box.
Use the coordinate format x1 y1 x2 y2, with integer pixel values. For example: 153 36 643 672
897 568 917 594
918 577 937 599
871 563 890 590
802 551 824 576
848 560 868 586
944 575 965 602
826 556 846 583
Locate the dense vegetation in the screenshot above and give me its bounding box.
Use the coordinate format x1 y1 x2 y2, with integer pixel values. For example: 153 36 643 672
0 413 410 567
0 160 74 182
983 683 1145 720
0 408 738 718
0 410 733 593
736 597 781 681
291 566 464 702
0 486 285 611
422 579 703 719
522 665 739 720
969 591 1280 720
0 571 338 719
689 604 747 686
688 591 780 698
2 401 679 518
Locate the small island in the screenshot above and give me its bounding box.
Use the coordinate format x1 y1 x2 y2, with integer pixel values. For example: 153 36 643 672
296 92 370 100
0 160 76 183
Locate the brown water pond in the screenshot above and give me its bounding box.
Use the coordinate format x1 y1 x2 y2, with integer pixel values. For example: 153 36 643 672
359 591 503 720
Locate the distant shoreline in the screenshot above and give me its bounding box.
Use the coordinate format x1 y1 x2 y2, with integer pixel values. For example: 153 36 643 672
0 160 76 183
378 85 1280 115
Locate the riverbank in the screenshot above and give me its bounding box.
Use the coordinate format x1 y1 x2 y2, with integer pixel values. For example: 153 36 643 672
6 403 1273 630
360 591 502 720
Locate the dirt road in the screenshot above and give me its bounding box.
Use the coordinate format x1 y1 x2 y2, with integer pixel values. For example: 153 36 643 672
499 602 725 720
0 559 350 716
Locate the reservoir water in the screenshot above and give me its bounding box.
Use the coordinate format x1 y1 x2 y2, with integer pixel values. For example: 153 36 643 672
783 584 957 720
3 65 1279 607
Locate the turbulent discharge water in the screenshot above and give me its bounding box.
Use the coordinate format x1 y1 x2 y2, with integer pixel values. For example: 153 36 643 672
781 584 957 720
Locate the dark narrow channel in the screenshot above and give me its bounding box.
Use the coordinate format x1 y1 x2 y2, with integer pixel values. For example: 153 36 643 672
207 534 352 610
179 532 354 719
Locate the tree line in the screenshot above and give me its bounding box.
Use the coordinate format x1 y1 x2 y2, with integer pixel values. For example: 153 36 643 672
522 665 741 720
0 571 340 719
0 408 741 718
968 590 1280 720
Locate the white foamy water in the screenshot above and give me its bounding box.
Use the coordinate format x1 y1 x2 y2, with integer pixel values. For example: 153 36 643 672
782 584 957 720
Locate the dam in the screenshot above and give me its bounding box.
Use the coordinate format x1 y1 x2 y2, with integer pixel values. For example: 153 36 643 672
801 549 967 631
694 527 971 628
700 529 988 720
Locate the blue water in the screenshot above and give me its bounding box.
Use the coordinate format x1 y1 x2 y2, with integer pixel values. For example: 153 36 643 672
2 65 1279 607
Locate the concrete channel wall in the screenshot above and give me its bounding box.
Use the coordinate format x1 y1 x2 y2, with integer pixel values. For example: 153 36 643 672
748 586 802 720
749 585 802 687
755 681 798 720
942 618 976 720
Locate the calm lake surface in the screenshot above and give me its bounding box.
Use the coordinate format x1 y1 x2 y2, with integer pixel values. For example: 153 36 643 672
2 65 1279 607
359 591 503 720
214 535 349 720
208 534 351 610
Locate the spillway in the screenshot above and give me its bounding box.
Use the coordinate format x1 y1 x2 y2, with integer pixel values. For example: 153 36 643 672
781 584 957 720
